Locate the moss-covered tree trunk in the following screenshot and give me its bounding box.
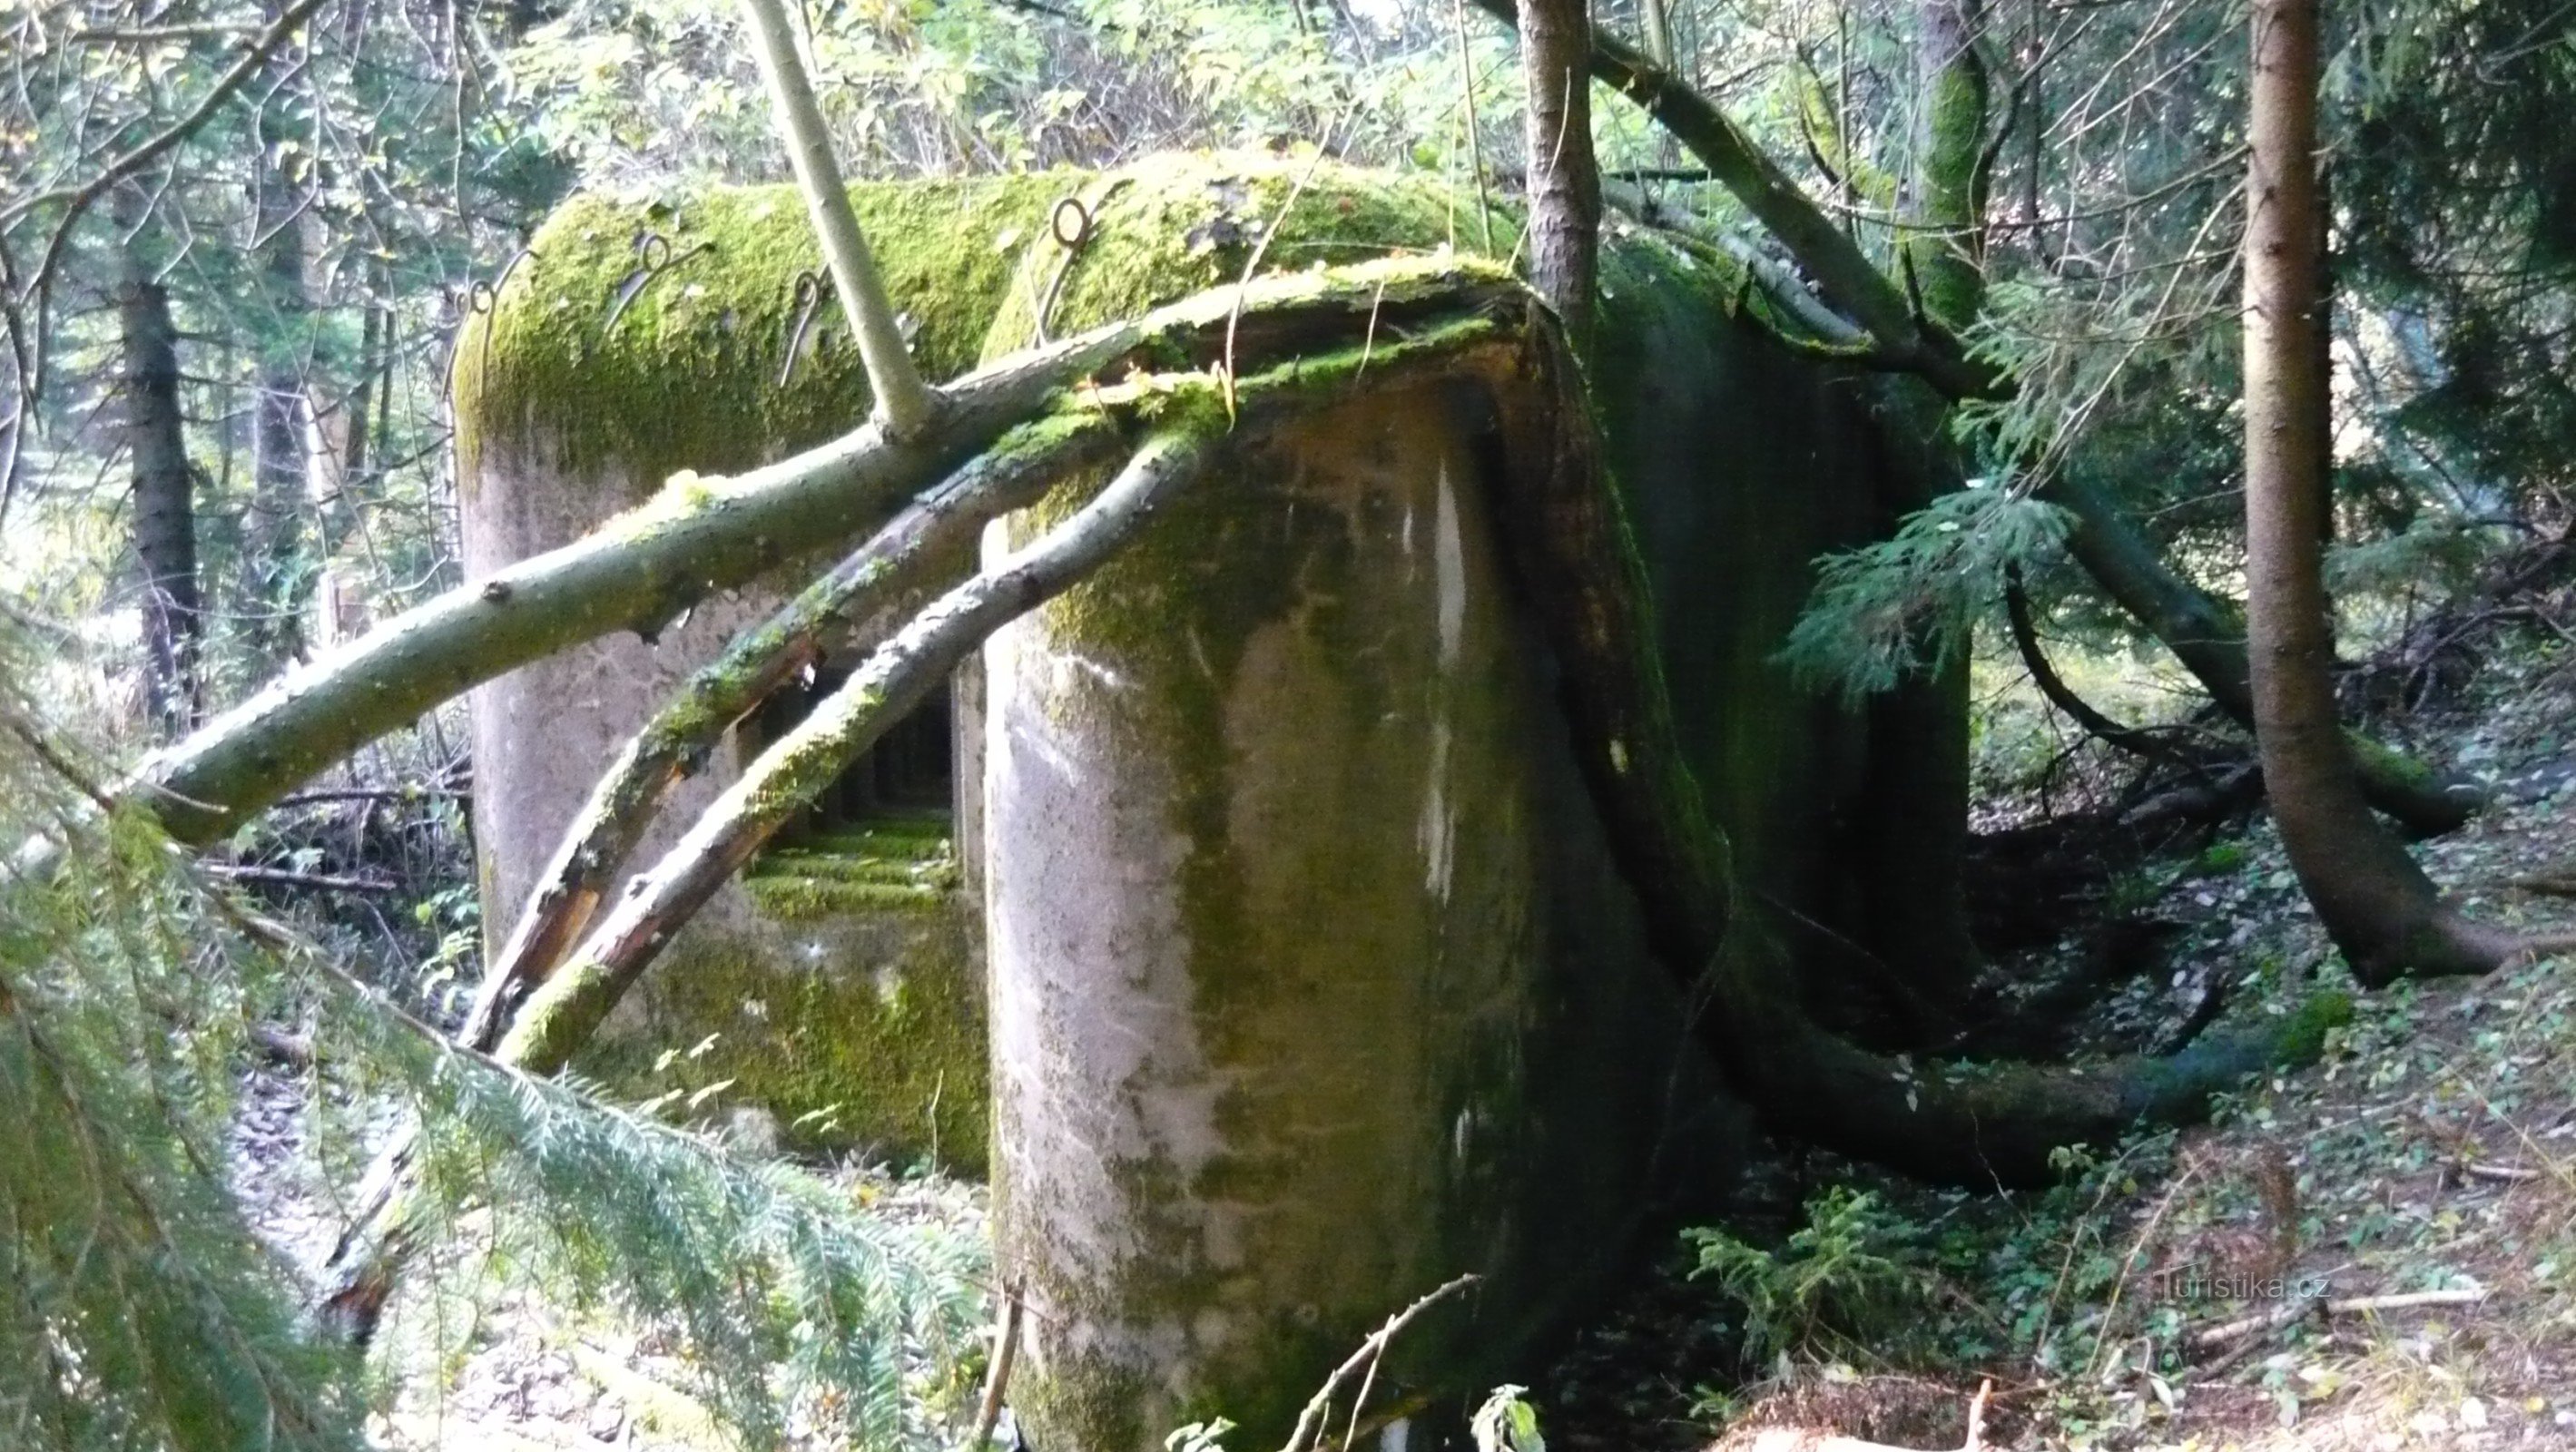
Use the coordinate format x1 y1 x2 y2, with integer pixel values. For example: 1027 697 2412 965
1849 0 1994 1015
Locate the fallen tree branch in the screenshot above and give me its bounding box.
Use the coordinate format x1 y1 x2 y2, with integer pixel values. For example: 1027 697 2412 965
1517 0 2481 836
119 256 1526 848
322 418 1256 1339
2329 1288 2490 1314
2192 1285 2491 1356
457 409 1124 1053
1479 304 2349 1187
738 0 936 437
496 425 1218 1074
314 313 1538 1343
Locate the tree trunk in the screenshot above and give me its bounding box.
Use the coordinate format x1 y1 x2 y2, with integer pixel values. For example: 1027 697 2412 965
115 215 201 733
1517 0 1601 350
1482 328 2345 1187
1473 0 1993 397
2241 0 2532 985
2052 473 2476 835
1851 0 1994 1016
1503 0 2481 839
1903 0 1989 332
242 0 311 665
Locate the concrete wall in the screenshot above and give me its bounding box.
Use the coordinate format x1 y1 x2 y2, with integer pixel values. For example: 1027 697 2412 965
981 378 1739 1451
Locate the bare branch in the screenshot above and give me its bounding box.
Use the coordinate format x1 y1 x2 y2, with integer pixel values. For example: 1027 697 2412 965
457 410 1124 1052
738 0 939 437
495 425 1220 1074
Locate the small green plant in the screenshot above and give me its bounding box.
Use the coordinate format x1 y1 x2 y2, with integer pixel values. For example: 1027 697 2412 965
1470 1385 1544 1452
1685 1187 1932 1366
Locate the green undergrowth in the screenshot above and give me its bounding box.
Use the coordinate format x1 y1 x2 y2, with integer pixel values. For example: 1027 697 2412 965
0 643 990 1451
1654 673 2576 1448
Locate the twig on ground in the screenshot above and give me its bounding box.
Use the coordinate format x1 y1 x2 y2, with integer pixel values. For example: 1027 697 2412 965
2191 1284 2492 1363
204 863 402 894
969 1278 1023 1447
1277 1273 1478 1452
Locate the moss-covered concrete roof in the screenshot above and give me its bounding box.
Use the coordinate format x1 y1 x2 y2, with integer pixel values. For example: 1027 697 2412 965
453 151 1762 498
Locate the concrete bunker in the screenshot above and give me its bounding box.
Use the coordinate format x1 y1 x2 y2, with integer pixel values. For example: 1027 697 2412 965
455 152 1907 1449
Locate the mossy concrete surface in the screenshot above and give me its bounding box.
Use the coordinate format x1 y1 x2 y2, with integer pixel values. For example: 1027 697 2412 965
454 174 1067 1172
973 153 1888 1452
456 155 1895 1452
987 382 1633 1452
455 172 1069 493
579 887 990 1174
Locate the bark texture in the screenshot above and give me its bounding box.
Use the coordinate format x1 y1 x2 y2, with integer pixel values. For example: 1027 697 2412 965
114 222 201 733
1516 0 1602 350
2241 0 2532 984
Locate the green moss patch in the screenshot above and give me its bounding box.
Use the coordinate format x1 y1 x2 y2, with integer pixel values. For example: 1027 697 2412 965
979 150 1519 355
455 172 1069 490
577 904 988 1174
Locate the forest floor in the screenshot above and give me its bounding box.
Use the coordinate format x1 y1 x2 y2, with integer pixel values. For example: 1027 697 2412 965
1540 643 2576 1451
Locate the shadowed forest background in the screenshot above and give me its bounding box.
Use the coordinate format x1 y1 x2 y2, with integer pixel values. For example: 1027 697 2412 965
7 0 2576 1447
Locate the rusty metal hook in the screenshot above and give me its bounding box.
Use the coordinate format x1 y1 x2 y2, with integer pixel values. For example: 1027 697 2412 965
596 230 710 347
451 245 536 397
778 269 830 388
1034 195 1099 346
